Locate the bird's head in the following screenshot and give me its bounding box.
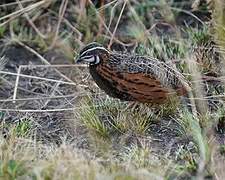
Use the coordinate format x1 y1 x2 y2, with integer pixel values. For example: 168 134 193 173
75 42 109 65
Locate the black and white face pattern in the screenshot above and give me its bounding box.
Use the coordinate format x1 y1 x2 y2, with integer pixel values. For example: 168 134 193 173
76 42 109 65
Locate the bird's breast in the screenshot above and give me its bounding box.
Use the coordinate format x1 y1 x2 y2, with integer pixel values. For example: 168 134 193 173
89 64 132 101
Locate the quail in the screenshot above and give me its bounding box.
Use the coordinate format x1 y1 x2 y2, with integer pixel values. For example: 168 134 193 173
75 42 189 104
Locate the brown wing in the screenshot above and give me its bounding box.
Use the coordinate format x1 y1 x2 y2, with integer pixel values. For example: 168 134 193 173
96 65 176 103
117 73 172 103
108 53 189 97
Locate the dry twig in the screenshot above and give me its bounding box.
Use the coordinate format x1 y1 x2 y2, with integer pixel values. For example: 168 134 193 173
50 0 68 49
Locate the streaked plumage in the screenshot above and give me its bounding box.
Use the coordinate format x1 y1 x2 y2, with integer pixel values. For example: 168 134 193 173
75 42 188 103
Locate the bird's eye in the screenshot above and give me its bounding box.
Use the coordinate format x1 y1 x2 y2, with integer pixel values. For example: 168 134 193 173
85 52 91 56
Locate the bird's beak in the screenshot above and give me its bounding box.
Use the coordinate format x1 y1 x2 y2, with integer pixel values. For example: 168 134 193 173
74 56 82 64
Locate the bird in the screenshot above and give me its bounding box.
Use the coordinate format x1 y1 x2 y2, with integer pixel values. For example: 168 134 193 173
75 42 189 104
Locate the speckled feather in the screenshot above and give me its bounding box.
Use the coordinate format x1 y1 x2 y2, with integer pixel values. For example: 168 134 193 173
90 52 187 103
77 43 188 103
108 52 185 89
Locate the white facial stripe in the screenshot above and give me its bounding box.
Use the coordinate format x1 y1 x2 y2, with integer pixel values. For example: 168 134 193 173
94 55 100 64
82 55 92 59
82 55 95 63
81 55 100 64
80 47 108 57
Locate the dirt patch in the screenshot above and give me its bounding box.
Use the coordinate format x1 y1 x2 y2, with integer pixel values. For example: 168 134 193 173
0 44 88 143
